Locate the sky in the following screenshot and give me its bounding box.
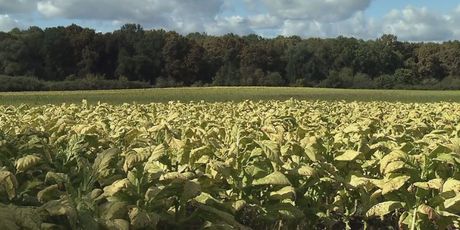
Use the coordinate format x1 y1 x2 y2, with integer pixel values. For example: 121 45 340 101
1 0 460 41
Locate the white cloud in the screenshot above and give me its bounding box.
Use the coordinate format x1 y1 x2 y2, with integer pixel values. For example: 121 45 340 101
278 11 377 39
1 0 460 41
248 14 282 29
274 5 460 41
0 14 21 31
381 6 454 41
260 0 372 22
34 0 224 34
37 1 62 17
205 16 254 35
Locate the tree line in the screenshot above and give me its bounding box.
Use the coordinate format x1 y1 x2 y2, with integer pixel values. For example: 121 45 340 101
2 23 460 91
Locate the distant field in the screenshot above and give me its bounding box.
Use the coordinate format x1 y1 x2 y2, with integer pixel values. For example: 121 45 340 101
1 87 460 105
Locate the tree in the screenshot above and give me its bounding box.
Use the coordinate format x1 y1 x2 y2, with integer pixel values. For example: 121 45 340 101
416 44 446 80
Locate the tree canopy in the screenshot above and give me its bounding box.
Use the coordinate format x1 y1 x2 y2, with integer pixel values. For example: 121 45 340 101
2 24 460 90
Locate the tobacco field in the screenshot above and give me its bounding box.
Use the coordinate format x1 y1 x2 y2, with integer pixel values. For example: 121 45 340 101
1 99 460 229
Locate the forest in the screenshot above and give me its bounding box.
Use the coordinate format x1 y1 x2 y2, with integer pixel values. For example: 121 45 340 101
2 23 460 91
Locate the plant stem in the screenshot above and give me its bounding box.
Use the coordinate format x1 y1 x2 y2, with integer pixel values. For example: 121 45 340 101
410 207 417 230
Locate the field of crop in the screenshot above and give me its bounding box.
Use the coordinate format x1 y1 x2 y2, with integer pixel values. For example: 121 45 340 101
3 87 460 105
1 99 460 229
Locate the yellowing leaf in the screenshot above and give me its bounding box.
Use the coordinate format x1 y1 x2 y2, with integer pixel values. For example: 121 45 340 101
92 148 120 179
128 207 159 229
379 150 407 174
381 175 411 195
103 179 130 197
269 186 295 200
37 184 60 203
296 165 316 177
335 150 362 161
343 124 360 133
253 171 291 186
366 201 404 218
381 161 406 175
15 155 41 173
0 171 17 200
413 178 443 190
348 174 372 189
417 204 440 221
442 178 460 193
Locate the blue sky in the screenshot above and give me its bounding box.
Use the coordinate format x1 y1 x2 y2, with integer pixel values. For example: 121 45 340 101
1 0 460 41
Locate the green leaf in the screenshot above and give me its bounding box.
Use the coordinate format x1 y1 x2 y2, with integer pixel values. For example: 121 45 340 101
267 203 305 220
100 219 130 230
0 204 46 230
196 203 250 230
99 202 129 220
180 180 201 204
366 201 404 218
443 194 460 212
253 171 291 186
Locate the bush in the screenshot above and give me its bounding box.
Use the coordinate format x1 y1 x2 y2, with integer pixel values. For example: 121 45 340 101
48 78 151 91
261 72 285 86
374 74 395 89
351 73 375 89
155 77 184 88
0 75 47 91
0 75 152 92
319 68 354 88
434 75 460 90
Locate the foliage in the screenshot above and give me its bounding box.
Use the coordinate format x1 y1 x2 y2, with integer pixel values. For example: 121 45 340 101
1 100 460 229
0 75 151 91
2 24 460 90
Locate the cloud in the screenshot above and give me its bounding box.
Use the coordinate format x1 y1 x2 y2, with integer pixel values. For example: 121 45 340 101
35 0 224 34
278 11 377 39
206 16 254 35
275 5 460 41
381 6 454 41
0 14 21 31
260 0 372 22
0 0 460 41
248 14 282 29
0 0 35 14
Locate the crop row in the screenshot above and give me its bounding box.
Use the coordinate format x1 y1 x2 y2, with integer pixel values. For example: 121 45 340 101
0 100 460 229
